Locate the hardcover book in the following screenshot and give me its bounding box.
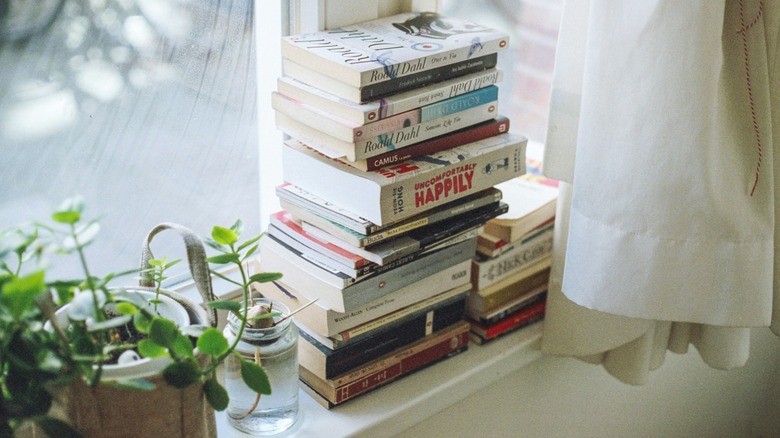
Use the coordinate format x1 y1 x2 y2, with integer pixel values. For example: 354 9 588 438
255 264 472 337
281 12 509 92
335 116 510 171
259 236 477 312
282 133 527 225
299 320 471 408
298 296 466 379
277 183 502 238
275 99 498 162
272 86 498 143
276 68 503 125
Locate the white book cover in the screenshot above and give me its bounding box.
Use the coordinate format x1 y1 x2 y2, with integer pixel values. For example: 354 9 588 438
276 69 503 125
275 100 498 162
281 12 509 88
282 133 527 225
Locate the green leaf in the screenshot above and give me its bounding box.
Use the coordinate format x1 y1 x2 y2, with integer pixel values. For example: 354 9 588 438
237 234 262 252
170 333 195 359
203 378 230 411
148 259 163 267
116 302 138 315
36 417 82 438
211 225 238 246
165 258 182 269
162 360 201 389
249 272 283 284
2 271 45 320
241 360 271 395
149 318 179 347
197 328 229 357
206 299 241 313
206 253 240 265
241 243 259 261
51 211 80 225
137 339 169 358
229 219 244 235
133 312 153 334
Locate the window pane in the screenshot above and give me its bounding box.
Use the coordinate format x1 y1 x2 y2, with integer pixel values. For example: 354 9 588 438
0 0 260 279
440 0 562 143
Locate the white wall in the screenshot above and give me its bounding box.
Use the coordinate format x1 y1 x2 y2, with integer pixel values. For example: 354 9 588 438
399 327 780 438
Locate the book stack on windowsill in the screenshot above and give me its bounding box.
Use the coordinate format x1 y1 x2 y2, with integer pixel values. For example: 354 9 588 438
258 11 526 409
467 155 559 345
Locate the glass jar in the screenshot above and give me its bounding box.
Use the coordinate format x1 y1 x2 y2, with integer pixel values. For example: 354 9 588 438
222 298 300 435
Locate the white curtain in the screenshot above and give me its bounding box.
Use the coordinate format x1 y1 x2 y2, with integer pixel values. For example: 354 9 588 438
541 0 779 384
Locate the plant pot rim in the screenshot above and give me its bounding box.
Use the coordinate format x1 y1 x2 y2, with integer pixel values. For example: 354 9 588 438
49 289 190 380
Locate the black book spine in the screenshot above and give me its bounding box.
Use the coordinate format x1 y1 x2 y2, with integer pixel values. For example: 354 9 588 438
359 53 498 102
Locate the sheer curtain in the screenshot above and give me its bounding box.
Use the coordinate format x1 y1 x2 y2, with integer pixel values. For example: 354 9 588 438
541 0 779 384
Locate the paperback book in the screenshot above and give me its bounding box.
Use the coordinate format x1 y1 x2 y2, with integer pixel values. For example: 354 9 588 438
476 217 553 258
255 263 472 337
276 68 503 125
297 284 470 350
471 219 554 290
282 133 527 225
298 296 466 379
336 116 510 171
299 320 471 408
275 99 498 162
466 285 547 326
272 86 498 143
469 299 546 345
483 158 559 243
282 54 498 103
259 235 477 312
281 12 508 95
466 259 551 314
277 183 502 239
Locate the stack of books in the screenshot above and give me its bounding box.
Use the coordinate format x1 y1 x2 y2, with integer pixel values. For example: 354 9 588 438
466 156 559 344
259 11 526 408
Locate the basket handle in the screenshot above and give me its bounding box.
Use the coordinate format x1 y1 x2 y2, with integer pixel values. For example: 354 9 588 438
139 222 218 327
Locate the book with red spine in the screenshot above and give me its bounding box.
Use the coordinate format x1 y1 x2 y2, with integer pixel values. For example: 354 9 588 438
299 320 471 408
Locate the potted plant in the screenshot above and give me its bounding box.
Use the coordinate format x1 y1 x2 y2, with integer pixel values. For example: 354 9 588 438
0 197 282 437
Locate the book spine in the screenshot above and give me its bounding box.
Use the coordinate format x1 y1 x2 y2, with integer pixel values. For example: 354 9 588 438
468 264 551 313
257 262 471 338
270 211 368 267
330 322 471 395
357 116 510 171
331 287 469 347
305 298 466 378
472 226 554 290
353 101 498 161
359 54 498 102
470 300 546 342
377 69 503 121
339 238 477 311
354 86 498 141
470 289 547 326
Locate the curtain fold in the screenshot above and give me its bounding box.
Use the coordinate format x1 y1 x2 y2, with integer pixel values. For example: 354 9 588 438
540 0 778 385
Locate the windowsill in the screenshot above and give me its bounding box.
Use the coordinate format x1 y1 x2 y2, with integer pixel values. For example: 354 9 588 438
216 321 543 437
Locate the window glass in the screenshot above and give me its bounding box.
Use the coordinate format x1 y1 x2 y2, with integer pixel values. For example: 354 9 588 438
0 0 261 279
440 0 562 143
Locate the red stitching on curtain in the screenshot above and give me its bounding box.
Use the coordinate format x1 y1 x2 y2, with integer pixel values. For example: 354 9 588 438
737 0 764 196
